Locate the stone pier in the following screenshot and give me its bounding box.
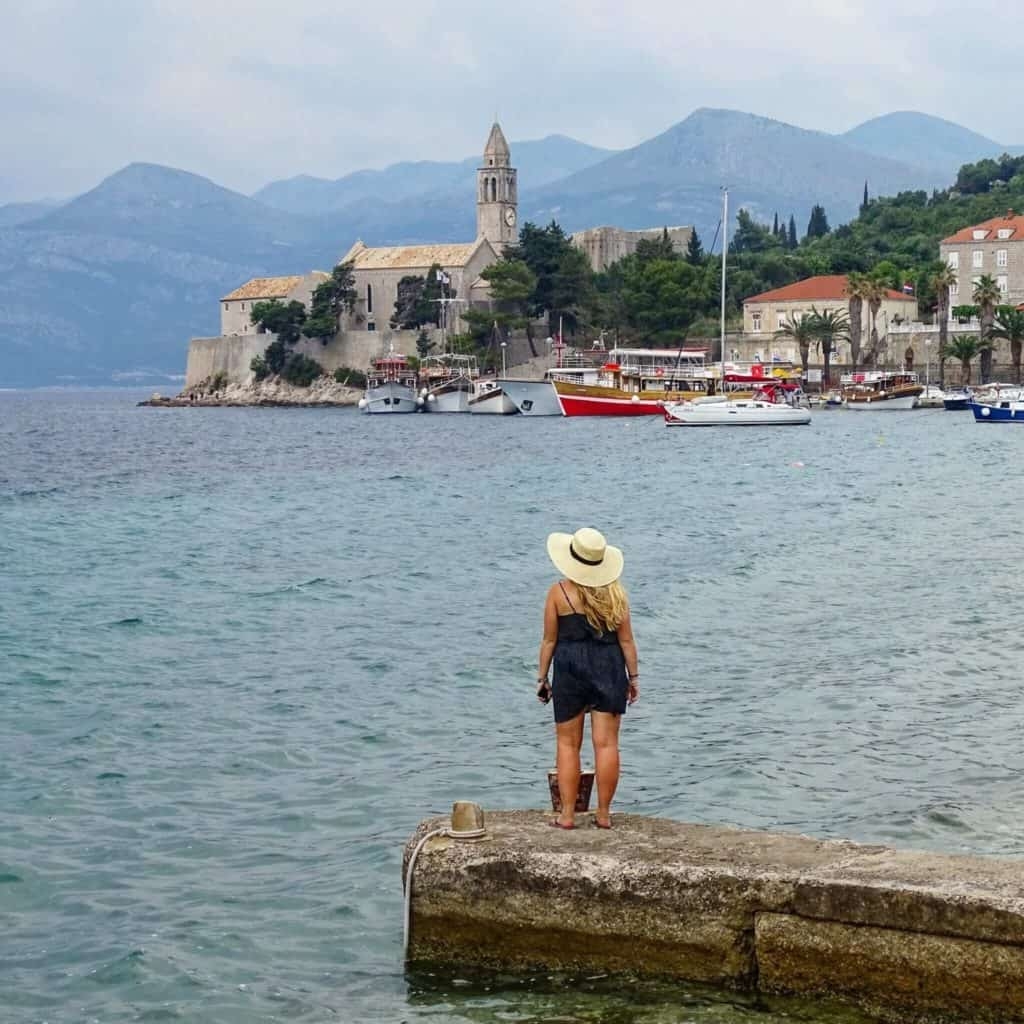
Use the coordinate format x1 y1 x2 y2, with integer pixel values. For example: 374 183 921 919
403 811 1024 1023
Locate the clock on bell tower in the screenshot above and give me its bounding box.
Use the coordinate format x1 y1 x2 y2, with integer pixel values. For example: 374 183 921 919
477 122 518 250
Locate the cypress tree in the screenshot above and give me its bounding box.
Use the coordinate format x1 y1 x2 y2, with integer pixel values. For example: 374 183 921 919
685 227 704 264
772 212 779 236
806 203 830 239
787 215 798 249
862 180 869 211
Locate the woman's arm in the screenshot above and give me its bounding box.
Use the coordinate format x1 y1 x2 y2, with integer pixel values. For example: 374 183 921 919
617 610 640 704
537 585 559 685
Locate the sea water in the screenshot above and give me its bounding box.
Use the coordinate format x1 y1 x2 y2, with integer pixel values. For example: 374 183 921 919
3 390 1024 1023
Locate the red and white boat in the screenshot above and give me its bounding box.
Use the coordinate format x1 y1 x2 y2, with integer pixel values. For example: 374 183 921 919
553 347 712 416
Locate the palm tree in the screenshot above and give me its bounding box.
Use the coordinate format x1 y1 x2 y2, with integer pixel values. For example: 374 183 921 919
942 334 992 385
930 263 958 385
775 313 818 380
863 275 887 365
973 275 1002 383
846 272 870 369
990 307 1024 384
809 306 850 388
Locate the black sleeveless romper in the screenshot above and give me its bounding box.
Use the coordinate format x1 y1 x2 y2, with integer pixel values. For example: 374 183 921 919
551 583 628 723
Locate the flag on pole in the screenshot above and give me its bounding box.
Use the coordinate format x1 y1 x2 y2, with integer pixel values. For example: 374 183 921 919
902 282 914 294
437 269 451 286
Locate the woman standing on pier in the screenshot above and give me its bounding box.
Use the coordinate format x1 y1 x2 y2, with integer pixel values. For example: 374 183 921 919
536 527 639 830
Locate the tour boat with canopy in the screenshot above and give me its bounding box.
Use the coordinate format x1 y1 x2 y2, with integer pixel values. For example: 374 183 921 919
552 347 712 416
841 370 923 410
420 353 479 413
359 348 421 414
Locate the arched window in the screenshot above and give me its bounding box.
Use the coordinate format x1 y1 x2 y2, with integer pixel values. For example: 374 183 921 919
490 177 497 202
367 283 373 314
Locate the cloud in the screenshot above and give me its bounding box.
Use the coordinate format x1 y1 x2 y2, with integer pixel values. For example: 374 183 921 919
0 0 1021 203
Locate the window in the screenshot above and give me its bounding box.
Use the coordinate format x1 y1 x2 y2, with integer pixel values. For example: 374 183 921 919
241 302 246 310
775 310 785 330
366 283 373 314
998 275 1008 294
367 321 376 332
947 252 959 269
223 302 229 311
751 312 762 333
950 281 959 296
998 249 1008 267
972 250 984 268
973 230 988 240
998 228 1013 239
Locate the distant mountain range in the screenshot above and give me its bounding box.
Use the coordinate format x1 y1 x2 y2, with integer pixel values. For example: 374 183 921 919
2 109 1021 386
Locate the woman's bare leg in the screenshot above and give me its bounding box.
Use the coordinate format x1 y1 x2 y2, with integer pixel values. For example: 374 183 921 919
555 713 585 826
591 711 621 825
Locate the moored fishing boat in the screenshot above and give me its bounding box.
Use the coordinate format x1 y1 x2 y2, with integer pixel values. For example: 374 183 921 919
497 361 600 417
916 384 946 409
359 349 421 414
553 348 711 416
971 396 1024 421
468 378 518 414
841 370 923 410
420 353 479 413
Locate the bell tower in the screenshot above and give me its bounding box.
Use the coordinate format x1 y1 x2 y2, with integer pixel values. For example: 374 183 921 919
476 122 518 250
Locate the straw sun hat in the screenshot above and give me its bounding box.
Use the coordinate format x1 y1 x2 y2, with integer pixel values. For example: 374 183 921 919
546 527 624 588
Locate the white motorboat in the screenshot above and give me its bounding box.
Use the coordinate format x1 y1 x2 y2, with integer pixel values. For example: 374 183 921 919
497 377 561 416
916 384 946 408
468 379 518 415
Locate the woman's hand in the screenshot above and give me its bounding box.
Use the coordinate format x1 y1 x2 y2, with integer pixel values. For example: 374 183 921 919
627 680 639 705
537 680 552 704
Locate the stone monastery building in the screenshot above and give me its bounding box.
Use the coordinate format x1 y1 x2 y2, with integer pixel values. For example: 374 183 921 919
341 123 519 334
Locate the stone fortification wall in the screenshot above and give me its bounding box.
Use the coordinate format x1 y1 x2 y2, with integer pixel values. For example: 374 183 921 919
405 810 1024 1023
185 328 442 388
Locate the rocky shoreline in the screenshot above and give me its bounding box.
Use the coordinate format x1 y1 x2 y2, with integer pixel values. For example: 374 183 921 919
138 376 362 408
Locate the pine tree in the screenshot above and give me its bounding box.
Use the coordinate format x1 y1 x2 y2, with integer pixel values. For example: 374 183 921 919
787 215 798 249
805 203 830 239
685 228 704 264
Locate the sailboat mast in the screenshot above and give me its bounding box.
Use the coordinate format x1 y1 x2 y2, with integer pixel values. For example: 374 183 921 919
720 188 728 390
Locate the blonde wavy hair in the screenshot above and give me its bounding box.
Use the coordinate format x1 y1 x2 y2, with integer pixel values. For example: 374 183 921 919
574 580 629 634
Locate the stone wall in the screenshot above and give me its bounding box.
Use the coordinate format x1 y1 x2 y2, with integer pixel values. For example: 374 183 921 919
405 810 1024 1023
184 327 441 388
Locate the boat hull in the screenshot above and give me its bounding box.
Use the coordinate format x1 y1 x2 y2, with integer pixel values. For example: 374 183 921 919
497 378 562 416
553 381 707 416
943 396 972 411
971 401 1024 421
469 387 518 415
844 393 919 410
426 379 472 413
363 381 420 413
664 401 811 426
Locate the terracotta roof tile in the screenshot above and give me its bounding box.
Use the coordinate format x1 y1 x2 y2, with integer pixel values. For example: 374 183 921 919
222 275 304 301
344 242 479 271
942 211 1024 245
744 275 915 305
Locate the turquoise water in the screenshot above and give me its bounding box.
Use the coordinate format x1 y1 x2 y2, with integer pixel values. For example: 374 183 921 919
3 391 1024 1023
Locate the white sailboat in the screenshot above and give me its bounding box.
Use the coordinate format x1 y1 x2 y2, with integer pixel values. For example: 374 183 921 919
664 188 810 428
469 322 518 415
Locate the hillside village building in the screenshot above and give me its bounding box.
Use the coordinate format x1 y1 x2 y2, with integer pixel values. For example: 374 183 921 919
220 272 328 336
570 225 694 272
341 123 517 333
742 276 918 348
939 210 1024 311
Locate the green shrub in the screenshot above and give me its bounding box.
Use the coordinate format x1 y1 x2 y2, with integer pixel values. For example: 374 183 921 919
209 370 229 392
333 366 367 388
250 355 270 381
282 354 324 387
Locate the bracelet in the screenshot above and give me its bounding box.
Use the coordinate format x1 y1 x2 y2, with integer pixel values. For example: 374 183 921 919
537 677 549 684
629 673 640 680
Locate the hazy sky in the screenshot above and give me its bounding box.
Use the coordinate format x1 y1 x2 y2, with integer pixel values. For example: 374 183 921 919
2 0 1018 203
